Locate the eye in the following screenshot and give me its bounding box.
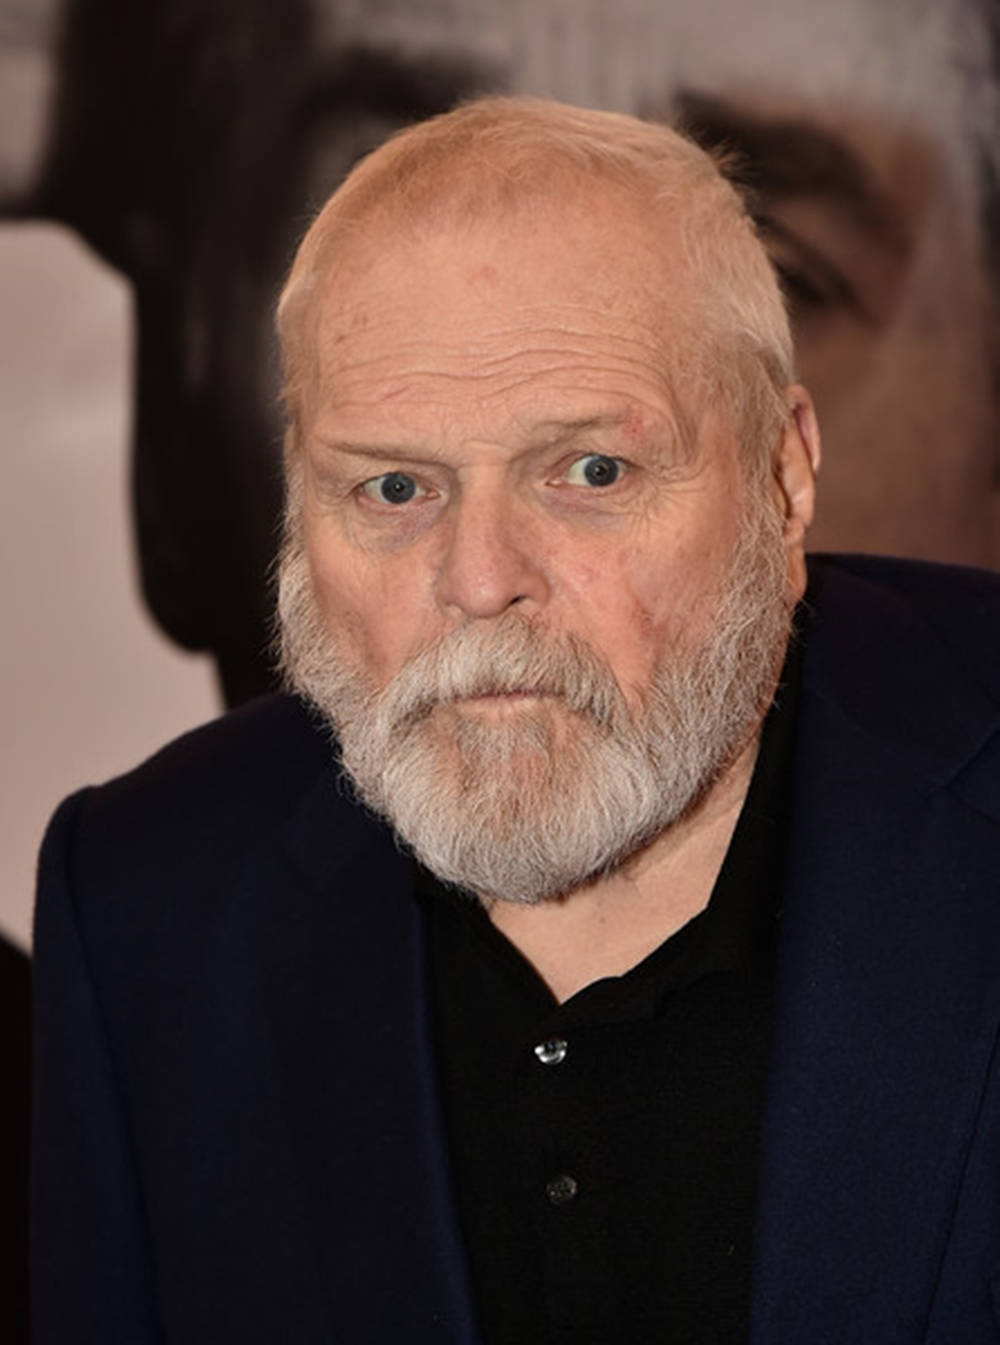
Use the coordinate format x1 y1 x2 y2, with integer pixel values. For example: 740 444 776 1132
564 454 622 488
359 471 424 505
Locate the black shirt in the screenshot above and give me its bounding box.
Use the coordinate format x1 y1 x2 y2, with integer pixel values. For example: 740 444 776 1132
421 649 798 1345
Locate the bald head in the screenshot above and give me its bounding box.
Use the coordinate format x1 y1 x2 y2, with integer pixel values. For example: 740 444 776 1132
277 96 795 475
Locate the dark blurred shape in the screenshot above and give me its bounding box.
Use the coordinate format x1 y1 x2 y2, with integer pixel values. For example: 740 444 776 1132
34 0 312 704
0 933 30 1345
32 0 480 704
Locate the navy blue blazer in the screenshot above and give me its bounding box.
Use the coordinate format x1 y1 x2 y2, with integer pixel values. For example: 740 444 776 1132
32 556 1000 1343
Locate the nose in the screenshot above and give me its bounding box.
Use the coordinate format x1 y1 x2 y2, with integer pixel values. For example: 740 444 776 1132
435 483 549 620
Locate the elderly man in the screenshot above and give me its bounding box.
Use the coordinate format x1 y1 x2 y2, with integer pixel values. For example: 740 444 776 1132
32 99 1000 1344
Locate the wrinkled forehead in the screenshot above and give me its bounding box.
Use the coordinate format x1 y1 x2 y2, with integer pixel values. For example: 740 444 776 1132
303 198 703 411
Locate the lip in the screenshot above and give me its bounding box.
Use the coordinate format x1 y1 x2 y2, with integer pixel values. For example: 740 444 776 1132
464 690 541 701
451 690 551 712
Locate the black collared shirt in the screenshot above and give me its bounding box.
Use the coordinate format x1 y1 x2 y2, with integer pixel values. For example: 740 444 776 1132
421 648 798 1345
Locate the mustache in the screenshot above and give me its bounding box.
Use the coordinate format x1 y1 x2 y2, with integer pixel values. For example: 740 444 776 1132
369 615 630 736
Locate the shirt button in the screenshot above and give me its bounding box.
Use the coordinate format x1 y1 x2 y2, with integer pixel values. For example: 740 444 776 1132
534 1037 568 1065
546 1174 578 1207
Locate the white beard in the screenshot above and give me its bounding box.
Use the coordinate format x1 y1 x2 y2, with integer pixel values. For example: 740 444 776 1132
277 489 792 905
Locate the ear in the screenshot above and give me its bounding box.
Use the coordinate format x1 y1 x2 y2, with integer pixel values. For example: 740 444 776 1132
774 384 820 603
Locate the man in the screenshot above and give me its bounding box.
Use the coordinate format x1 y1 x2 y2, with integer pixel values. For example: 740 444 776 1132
32 99 1000 1343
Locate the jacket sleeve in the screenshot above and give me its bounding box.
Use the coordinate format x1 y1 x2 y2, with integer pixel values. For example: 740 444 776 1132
31 791 163 1344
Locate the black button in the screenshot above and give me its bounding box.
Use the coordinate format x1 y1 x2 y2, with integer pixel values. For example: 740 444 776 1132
534 1038 568 1066
546 1174 578 1206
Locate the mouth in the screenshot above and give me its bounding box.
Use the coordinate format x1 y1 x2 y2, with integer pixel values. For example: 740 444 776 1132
449 690 556 715
463 690 543 701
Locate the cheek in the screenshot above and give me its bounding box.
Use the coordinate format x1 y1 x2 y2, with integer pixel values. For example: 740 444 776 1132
626 536 714 638
307 538 433 684
556 545 680 689
602 529 737 685
309 558 371 662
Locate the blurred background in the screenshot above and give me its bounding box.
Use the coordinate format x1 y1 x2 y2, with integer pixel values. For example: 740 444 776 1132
2 0 998 1335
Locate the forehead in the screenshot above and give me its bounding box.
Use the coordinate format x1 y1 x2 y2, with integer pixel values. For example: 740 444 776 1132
307 204 694 431
316 193 681 333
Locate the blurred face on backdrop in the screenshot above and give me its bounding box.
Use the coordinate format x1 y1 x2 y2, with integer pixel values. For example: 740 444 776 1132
278 0 995 566
278 175 817 904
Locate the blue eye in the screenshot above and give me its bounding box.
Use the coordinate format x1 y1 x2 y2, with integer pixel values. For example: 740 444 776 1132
361 472 421 504
565 454 622 487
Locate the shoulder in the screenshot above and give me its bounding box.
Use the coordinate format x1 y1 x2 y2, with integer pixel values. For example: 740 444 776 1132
39 693 347 921
800 555 1000 810
83 690 332 823
34 693 407 1035
804 554 1000 700
806 551 1000 622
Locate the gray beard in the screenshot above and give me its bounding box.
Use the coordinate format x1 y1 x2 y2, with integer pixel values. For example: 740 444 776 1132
277 489 792 905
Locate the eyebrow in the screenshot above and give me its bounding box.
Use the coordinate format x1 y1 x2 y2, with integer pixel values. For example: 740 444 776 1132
313 414 639 462
672 89 911 258
522 414 640 445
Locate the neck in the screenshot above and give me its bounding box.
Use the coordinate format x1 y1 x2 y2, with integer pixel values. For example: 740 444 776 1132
485 734 760 1003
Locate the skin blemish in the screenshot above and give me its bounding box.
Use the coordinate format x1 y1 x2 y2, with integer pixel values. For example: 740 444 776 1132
621 406 648 446
468 263 501 292
625 598 660 665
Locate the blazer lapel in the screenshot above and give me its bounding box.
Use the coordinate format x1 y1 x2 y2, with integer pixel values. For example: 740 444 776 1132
751 566 1000 1343
263 770 482 1344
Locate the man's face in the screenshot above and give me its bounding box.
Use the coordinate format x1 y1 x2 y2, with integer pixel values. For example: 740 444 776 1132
299 198 790 716
281 195 810 900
